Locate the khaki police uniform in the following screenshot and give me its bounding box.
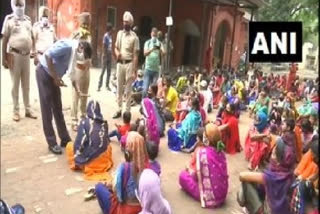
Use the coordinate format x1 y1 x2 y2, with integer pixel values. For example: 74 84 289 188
115 29 139 112
70 20 91 126
32 21 55 55
2 14 33 115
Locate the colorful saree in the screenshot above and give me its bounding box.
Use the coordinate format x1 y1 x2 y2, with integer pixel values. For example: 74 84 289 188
141 98 160 145
221 112 242 154
212 76 223 106
245 111 270 169
179 146 228 208
95 163 142 214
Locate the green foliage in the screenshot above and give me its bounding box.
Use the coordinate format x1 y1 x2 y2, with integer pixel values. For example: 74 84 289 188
256 0 319 44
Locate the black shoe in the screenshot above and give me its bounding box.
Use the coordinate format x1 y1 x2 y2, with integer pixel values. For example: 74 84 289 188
112 111 122 119
106 86 111 91
60 139 71 148
48 145 62 155
97 88 101 92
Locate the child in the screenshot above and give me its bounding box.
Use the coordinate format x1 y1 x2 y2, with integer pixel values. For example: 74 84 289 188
109 111 131 142
131 70 144 105
146 141 161 176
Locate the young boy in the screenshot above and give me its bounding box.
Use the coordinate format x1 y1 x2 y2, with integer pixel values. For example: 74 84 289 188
109 111 131 141
146 141 161 176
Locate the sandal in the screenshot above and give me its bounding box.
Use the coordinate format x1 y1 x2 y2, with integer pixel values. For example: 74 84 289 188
84 187 96 201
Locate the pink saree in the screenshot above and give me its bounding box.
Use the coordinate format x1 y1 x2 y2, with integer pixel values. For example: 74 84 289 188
179 147 228 208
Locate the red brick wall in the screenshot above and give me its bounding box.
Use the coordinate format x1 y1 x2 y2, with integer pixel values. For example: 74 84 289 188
47 0 248 69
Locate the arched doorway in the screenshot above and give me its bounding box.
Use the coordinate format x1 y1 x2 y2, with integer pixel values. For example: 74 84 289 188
180 19 200 66
213 20 231 68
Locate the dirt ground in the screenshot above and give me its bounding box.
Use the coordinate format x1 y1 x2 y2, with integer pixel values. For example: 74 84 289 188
1 64 273 214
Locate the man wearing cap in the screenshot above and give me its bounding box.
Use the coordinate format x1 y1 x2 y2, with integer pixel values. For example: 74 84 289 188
70 12 92 131
113 11 140 119
143 27 164 98
32 6 56 65
2 0 37 122
98 22 113 91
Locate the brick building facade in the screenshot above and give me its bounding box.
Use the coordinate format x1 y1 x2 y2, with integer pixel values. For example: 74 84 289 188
2 0 263 70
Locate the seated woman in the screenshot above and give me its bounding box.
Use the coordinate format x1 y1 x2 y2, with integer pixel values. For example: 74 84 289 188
245 111 271 170
95 131 149 214
299 119 315 153
179 123 228 209
211 72 224 108
141 97 160 145
217 103 242 154
226 85 241 118
249 88 270 118
167 97 202 152
216 95 228 119
238 136 296 214
137 169 172 214
295 136 319 183
146 84 165 136
66 100 113 181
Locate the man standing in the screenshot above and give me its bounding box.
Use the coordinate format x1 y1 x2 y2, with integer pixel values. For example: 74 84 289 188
98 23 113 91
36 39 92 154
113 11 139 119
2 0 37 121
32 6 56 65
143 27 163 97
70 12 92 131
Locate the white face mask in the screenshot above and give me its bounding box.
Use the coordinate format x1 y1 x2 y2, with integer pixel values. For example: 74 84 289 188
14 6 24 18
11 0 25 19
41 17 49 27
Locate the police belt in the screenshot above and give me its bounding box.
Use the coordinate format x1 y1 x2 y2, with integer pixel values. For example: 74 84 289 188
117 59 132 64
10 47 30 56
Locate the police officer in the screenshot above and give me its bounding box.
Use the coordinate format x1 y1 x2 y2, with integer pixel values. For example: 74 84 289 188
32 6 56 65
70 12 92 131
2 0 37 121
113 11 140 119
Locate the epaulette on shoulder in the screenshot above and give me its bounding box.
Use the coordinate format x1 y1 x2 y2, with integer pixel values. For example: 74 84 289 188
24 15 31 21
6 14 14 20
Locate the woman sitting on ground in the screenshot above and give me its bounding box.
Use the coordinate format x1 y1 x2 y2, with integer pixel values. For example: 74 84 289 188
179 123 228 209
95 131 149 214
141 96 161 145
217 103 242 154
137 169 172 214
66 100 113 181
167 97 202 152
238 136 296 214
245 111 271 170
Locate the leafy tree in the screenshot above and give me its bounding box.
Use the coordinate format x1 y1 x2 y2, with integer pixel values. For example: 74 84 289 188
256 0 319 45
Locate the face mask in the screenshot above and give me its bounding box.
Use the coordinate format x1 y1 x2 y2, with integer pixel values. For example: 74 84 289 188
124 24 131 31
14 6 24 18
41 17 49 27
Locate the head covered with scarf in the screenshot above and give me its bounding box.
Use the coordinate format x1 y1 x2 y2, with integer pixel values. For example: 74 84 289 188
254 111 268 133
141 98 160 145
264 136 295 214
126 131 148 176
137 169 172 214
73 100 109 165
